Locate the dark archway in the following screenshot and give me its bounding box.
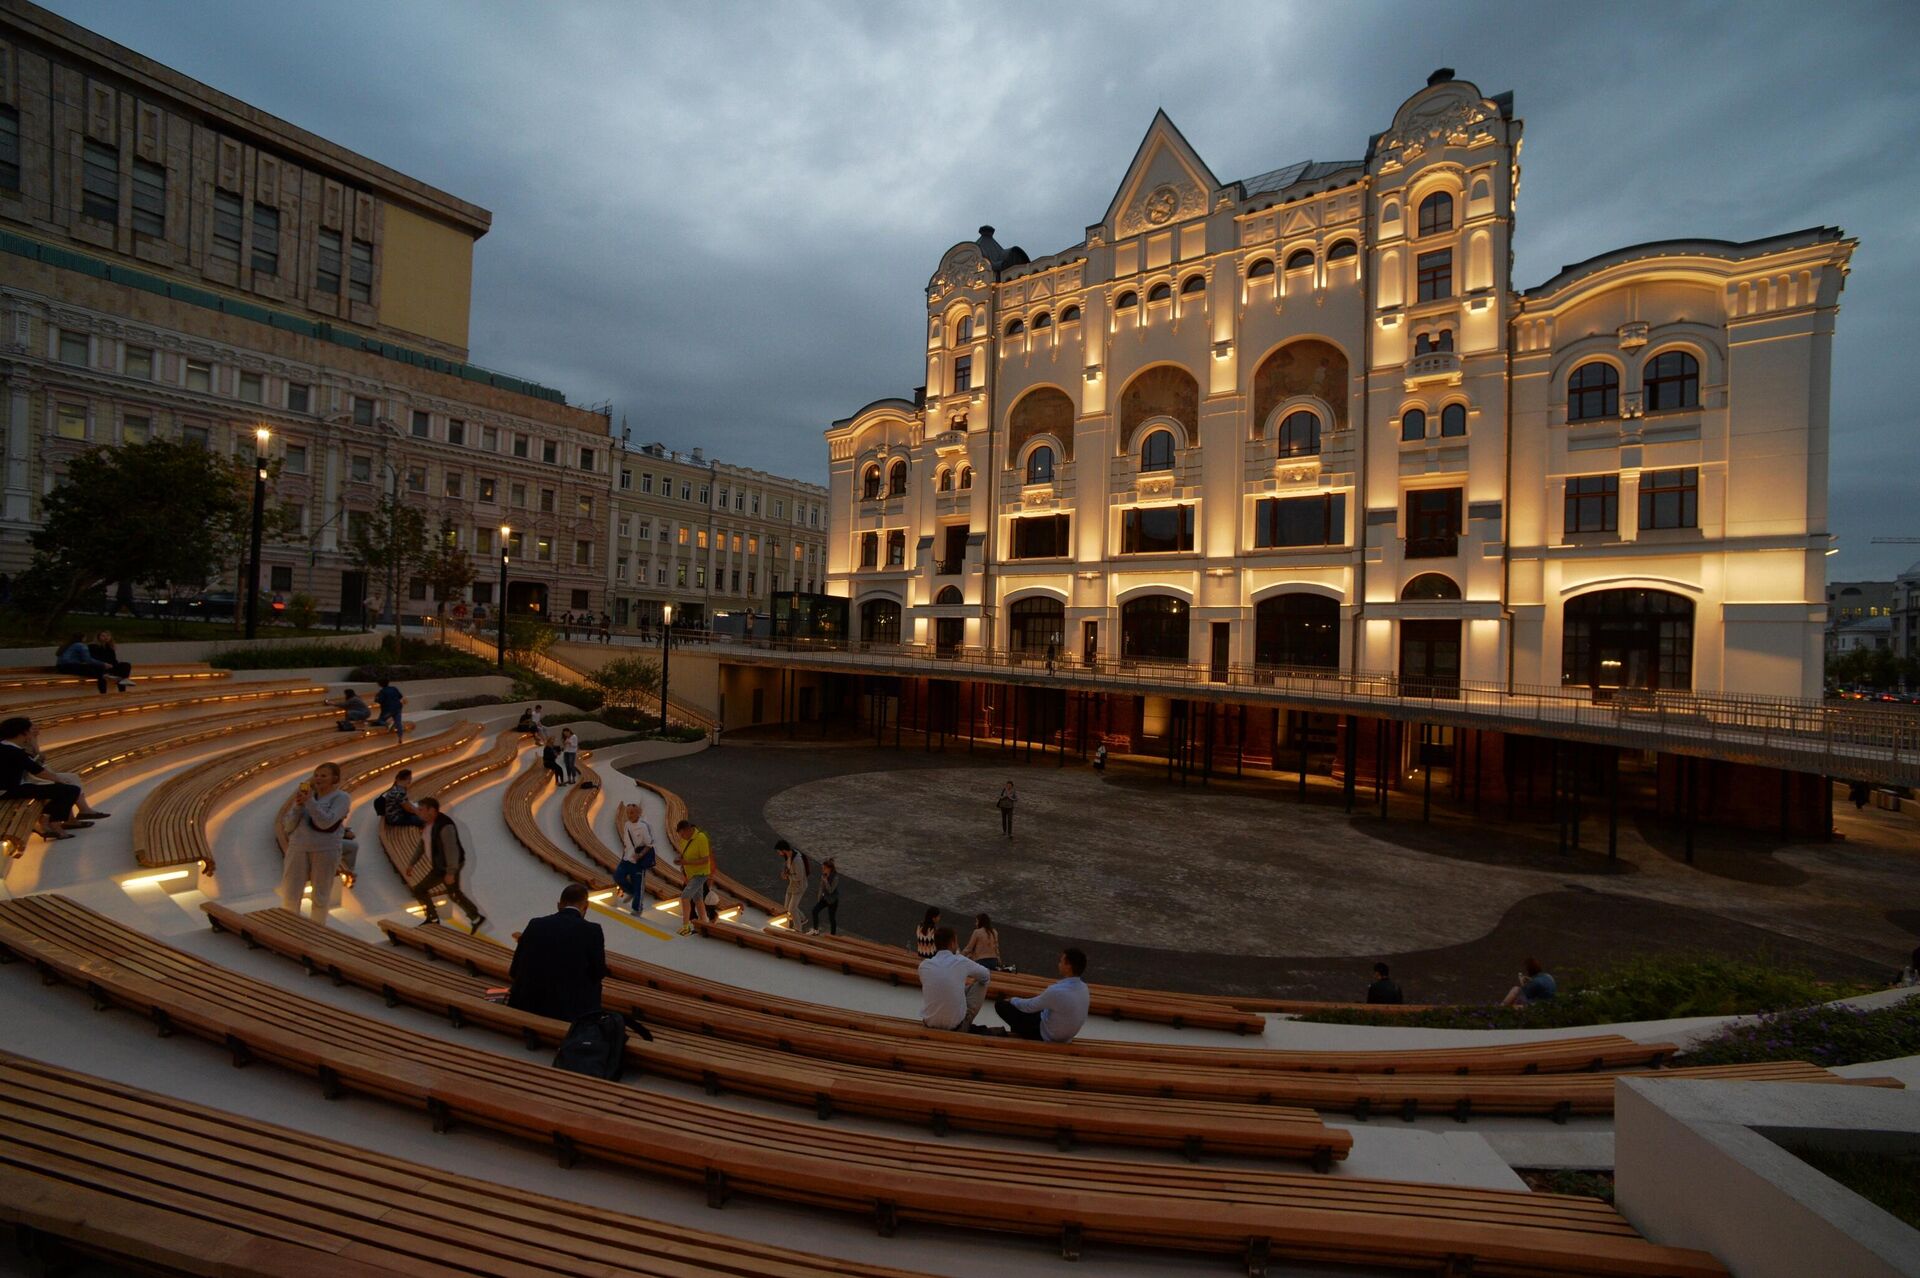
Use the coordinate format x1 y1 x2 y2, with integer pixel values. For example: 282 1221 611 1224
1401 573 1461 601
1562 588 1695 693
859 598 901 645
1254 593 1339 669
1120 595 1190 663
1119 366 1199 450
1251 339 1349 436
1008 596 1063 655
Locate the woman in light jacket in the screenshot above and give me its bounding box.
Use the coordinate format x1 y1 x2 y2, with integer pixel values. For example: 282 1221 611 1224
279 762 350 925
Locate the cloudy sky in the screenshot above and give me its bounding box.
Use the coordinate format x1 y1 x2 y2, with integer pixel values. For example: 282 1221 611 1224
44 0 1920 576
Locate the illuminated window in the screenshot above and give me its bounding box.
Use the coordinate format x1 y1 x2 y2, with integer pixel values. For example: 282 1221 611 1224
1140 429 1175 472
1639 468 1698 530
1567 362 1619 421
1025 445 1054 484
1415 250 1452 302
1643 351 1700 412
1278 411 1320 458
1564 474 1619 534
862 465 881 500
1417 192 1454 236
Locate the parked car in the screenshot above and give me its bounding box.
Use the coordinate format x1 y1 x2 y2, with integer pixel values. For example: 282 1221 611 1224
182 592 238 620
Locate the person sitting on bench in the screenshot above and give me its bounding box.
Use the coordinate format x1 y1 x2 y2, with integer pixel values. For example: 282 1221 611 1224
55 635 118 693
0 717 88 844
993 947 1089 1043
1366 961 1404 1005
919 925 993 1032
508 882 607 1023
333 688 371 732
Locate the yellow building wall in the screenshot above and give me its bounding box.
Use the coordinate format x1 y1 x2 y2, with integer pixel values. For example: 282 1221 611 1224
378 205 477 354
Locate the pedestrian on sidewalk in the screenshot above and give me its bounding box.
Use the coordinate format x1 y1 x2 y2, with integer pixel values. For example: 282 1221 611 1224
807 857 840 935
776 839 810 926
675 818 714 935
996 781 1017 838
613 803 655 912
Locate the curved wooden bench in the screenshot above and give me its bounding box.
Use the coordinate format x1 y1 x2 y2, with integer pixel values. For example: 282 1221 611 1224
379 731 521 891
0 663 227 697
0 1050 929 1278
561 760 619 873
25 680 328 733
501 755 612 889
0 895 1727 1278
44 700 338 781
376 921 1880 1122
131 722 349 870
212 903 1350 1165
269 722 486 857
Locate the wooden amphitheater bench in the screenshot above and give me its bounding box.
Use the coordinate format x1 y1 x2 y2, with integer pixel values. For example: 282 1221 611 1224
21 679 328 733
380 730 521 894
561 759 619 873
0 662 228 695
380 920 1891 1122
0 894 1728 1277
269 723 485 864
130 720 350 871
502 752 613 888
211 902 1351 1165
0 1049 929 1278
43 699 339 780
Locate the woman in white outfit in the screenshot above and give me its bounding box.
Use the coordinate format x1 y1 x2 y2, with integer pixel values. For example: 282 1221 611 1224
279 761 351 925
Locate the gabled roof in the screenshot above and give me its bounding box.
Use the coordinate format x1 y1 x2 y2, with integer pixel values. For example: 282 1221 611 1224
1098 109 1221 234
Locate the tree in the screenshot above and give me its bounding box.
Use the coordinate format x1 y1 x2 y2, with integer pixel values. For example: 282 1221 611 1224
17 438 291 634
421 517 476 636
584 653 661 711
346 492 427 645
504 614 555 668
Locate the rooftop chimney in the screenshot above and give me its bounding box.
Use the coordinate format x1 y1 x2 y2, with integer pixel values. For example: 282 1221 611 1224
1427 67 1455 86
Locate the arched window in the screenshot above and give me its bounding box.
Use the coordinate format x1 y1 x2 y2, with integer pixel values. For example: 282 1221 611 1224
935 585 962 606
1401 573 1461 601
1119 595 1190 663
958 465 973 490
1180 274 1206 295
1005 317 1025 336
1060 305 1081 323
1417 192 1453 236
1562 588 1694 692
1115 290 1138 309
1147 281 1172 302
1009 596 1064 654
937 468 953 493
1255 593 1339 669
1643 350 1700 411
1139 429 1175 472
861 464 882 500
1326 240 1358 262
1032 311 1052 329
886 459 908 496
1278 410 1320 458
1567 362 1620 421
1285 248 1314 271
1440 404 1467 437
859 598 901 645
1400 408 1428 442
1247 258 1275 279
955 316 973 343
1025 445 1055 484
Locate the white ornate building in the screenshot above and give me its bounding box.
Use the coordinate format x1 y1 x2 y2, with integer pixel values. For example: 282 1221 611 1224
824 70 1854 701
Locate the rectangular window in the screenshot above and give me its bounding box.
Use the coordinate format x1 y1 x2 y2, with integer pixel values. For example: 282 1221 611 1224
696 528 709 550
539 488 555 514
658 566 668 585
1405 488 1462 558
408 577 428 603
270 565 294 593
699 485 710 504
637 520 651 541
640 472 653 494
287 382 310 413
478 477 497 502
774 500 784 519
751 494 760 514
569 588 591 611
1416 250 1453 303
577 494 594 517
55 405 87 440
346 509 370 542
447 419 465 446
481 425 498 451
443 471 463 498
348 238 373 302
1564 474 1619 534
57 331 88 366
181 424 209 449
121 414 150 445
953 356 973 393
81 141 118 221
1121 504 1196 554
315 229 342 293
731 570 741 592
348 396 372 427
731 532 742 553
185 360 212 393
475 527 494 555
680 482 692 501
131 160 166 237
619 468 632 491
541 439 558 465
125 346 153 380
677 525 689 546
406 467 426 494
1254 493 1347 548
747 571 757 594
510 482 527 508
506 531 525 558
696 566 708 588
575 540 593 567
579 447 595 471
536 536 553 562
251 203 279 275
283 444 308 475
513 433 529 459
283 504 305 532
211 190 243 264
676 565 688 587
0 106 19 190
237 371 264 403
350 455 372 483
747 534 758 555
1010 514 1071 559
1638 467 1698 530
410 410 430 438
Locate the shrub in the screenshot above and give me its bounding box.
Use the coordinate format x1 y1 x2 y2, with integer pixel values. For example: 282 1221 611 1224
510 670 601 711
504 616 555 667
210 638 490 679
584 653 661 710
285 592 319 631
1681 1000 1920 1068
209 640 385 670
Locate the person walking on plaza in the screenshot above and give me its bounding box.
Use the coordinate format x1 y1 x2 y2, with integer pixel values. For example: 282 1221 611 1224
1502 957 1556 1008
1092 742 1107 774
962 912 1002 971
55 634 116 693
278 762 350 925
559 727 581 784
371 677 405 740
508 883 606 1023
775 839 809 926
613 802 655 912
914 907 941 959
88 631 134 690
0 717 88 844
996 781 1018 838
1366 962 1404 1005
675 817 714 935
807 857 841 935
920 926 993 1032
993 948 1091 1043
412 796 485 931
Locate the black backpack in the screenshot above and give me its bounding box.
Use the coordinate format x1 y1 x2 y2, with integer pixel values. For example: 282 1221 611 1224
552 1010 650 1081
372 793 389 816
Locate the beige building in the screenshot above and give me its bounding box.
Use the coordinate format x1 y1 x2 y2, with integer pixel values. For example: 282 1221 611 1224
0 0 614 621
607 440 827 630
825 69 1854 700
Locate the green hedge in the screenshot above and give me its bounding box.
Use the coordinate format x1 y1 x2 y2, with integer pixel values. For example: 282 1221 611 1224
208 638 491 678
1681 999 1920 1068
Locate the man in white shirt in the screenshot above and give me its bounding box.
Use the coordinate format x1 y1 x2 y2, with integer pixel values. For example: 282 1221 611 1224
918 926 993 1032
993 948 1091 1043
613 803 655 913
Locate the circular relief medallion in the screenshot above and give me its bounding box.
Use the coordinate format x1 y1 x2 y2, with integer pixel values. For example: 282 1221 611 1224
1143 184 1180 225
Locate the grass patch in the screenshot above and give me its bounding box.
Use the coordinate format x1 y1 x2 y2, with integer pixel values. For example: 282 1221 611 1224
208 637 493 680
1680 999 1920 1068
1519 1170 1614 1203
1294 954 1871 1030
1787 1147 1920 1229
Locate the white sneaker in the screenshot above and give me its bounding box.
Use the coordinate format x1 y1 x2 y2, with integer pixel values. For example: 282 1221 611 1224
118 679 135 690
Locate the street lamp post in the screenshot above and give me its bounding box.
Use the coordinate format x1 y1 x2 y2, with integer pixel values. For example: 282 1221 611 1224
659 602 673 733
497 525 511 670
244 427 270 640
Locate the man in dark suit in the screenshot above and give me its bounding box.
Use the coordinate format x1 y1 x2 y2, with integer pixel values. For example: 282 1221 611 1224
508 883 607 1023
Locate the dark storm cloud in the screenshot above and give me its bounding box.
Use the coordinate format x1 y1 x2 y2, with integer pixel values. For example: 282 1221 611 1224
44 0 1920 574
